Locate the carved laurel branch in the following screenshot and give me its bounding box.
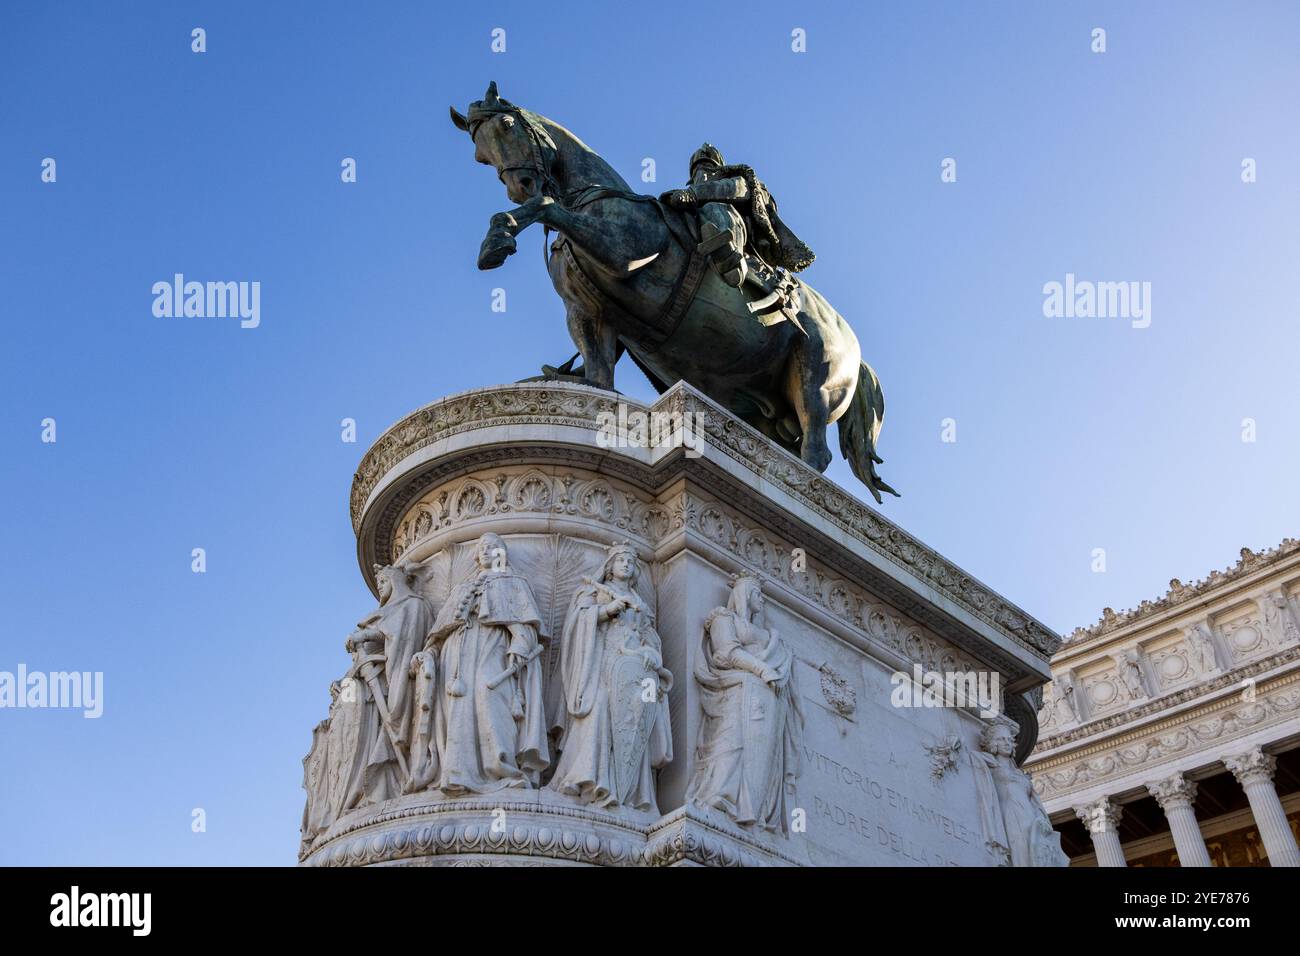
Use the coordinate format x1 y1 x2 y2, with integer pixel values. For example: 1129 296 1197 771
350 382 1058 659
302 800 795 868
390 470 988 688
1030 678 1300 798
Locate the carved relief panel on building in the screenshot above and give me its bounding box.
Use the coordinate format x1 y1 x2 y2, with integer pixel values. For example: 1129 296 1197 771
1257 588 1300 648
1037 670 1082 733
1216 604 1278 666
1145 628 1211 692
1079 661 1127 718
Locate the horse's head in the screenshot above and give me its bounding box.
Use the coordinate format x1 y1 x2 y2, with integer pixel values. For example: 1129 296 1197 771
451 81 555 204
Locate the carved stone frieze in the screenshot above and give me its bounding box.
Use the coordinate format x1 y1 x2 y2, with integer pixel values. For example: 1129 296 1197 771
350 382 1059 661
389 467 995 697
1030 678 1300 799
1035 643 1300 751
390 468 672 563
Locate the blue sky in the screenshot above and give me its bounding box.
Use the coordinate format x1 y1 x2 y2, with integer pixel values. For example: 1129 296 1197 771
2 1 1297 864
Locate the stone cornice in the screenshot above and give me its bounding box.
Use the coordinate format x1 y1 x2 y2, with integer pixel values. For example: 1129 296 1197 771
351 383 622 532
1062 538 1300 649
349 382 1061 662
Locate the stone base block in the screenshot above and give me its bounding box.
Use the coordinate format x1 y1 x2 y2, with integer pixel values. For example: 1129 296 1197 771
300 382 1064 867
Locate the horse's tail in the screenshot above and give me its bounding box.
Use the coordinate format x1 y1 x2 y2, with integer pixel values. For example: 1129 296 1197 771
838 361 900 504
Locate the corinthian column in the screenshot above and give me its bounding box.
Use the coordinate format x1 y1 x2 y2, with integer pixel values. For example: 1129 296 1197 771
1075 797 1127 867
1146 774 1211 867
1224 747 1300 868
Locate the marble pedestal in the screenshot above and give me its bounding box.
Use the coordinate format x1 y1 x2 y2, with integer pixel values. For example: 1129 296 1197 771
299 382 1062 867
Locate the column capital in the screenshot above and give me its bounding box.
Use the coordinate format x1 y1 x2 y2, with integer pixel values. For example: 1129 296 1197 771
1224 747 1277 787
1075 797 1123 834
1147 773 1198 811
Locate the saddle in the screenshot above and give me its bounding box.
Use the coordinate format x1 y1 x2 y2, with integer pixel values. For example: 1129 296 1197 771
552 186 806 349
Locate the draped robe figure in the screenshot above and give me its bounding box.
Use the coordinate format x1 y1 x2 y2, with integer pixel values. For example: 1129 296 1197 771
970 723 1068 867
420 534 550 794
1052 673 1079 726
322 677 367 819
1185 623 1220 675
686 575 803 833
300 678 376 856
347 562 436 805
300 693 335 857
549 543 673 813
301 563 433 855
1262 592 1300 645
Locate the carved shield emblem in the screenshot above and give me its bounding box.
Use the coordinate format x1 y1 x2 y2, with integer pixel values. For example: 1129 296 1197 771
610 653 656 805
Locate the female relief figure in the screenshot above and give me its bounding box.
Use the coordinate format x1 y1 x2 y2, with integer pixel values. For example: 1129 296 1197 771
549 542 673 813
970 723 1068 867
686 575 803 834
301 561 434 857
346 562 436 804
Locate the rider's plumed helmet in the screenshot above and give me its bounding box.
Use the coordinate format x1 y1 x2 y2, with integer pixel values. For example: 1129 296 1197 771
689 143 725 175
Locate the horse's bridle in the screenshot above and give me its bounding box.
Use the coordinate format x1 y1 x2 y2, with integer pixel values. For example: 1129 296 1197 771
470 107 560 201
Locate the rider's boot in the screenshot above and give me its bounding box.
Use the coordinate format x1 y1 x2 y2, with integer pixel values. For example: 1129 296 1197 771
697 222 747 287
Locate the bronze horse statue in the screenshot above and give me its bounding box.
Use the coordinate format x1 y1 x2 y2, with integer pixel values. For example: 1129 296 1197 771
450 83 898 503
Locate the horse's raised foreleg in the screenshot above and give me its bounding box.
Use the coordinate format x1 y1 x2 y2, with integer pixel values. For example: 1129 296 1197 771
478 196 664 277
477 201 540 270
547 204 665 277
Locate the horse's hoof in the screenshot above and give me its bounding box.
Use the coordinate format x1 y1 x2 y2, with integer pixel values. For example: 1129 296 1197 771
477 236 516 270
803 447 833 473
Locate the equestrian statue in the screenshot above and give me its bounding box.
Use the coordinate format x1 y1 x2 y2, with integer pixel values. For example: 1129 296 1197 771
450 82 899 503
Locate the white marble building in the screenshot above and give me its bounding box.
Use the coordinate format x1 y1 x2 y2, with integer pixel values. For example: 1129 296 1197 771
1025 540 1300 866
